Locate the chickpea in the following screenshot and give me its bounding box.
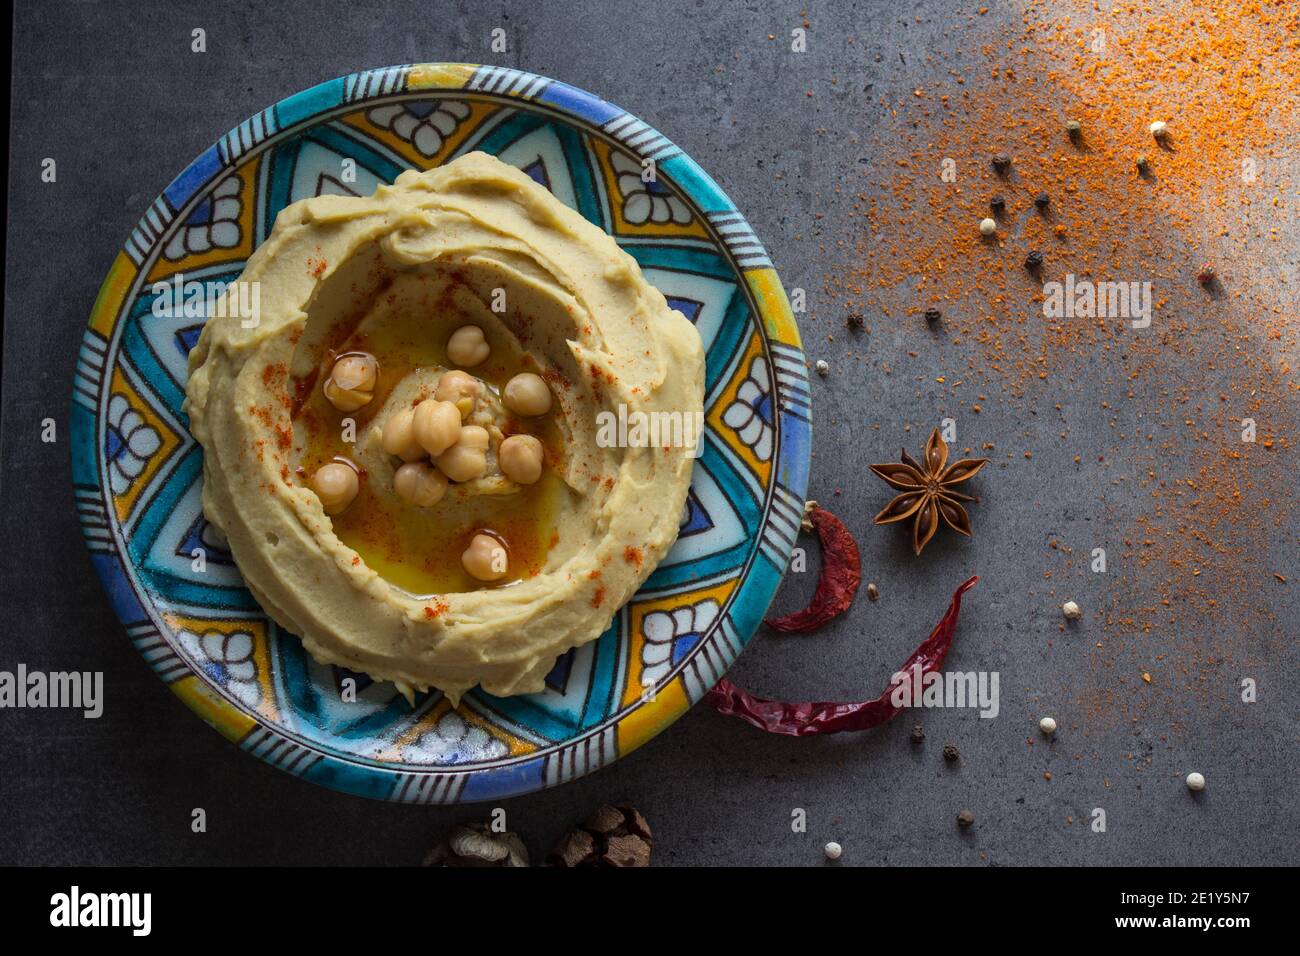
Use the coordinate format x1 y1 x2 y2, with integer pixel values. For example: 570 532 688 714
412 399 462 457
311 461 359 515
462 532 509 582
435 425 490 482
380 407 426 462
502 372 552 416
393 461 448 508
323 353 377 412
498 434 544 485
434 369 483 418
446 325 490 367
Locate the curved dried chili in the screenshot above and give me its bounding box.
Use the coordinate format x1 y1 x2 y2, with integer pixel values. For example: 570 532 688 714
765 504 861 632
706 576 978 736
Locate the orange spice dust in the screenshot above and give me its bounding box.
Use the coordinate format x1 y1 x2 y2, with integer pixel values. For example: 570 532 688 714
808 0 1298 731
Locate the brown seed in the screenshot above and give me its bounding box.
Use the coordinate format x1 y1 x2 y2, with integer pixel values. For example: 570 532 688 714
867 582 880 602
584 804 626 835
911 724 925 745
546 804 652 867
943 743 960 763
547 828 596 868
957 809 975 828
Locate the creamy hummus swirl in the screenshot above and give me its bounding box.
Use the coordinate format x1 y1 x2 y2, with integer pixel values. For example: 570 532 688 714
184 152 705 703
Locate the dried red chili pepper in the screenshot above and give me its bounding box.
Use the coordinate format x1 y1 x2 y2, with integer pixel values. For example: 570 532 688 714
765 503 861 632
705 576 978 736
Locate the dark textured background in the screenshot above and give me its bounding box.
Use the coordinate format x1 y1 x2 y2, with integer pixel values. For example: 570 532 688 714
4 0 1296 866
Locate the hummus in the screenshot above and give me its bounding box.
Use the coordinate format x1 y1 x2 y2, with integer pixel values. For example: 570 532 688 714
184 151 705 703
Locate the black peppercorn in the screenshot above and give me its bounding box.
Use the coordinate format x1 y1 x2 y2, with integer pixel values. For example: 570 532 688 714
1034 192 1050 209
1136 155 1151 174
1025 250 1044 269
957 810 975 828
992 153 1012 174
923 308 941 323
943 743 960 763
846 312 865 330
911 725 925 745
989 194 1005 212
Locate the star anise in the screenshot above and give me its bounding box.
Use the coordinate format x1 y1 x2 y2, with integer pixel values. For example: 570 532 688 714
870 428 989 555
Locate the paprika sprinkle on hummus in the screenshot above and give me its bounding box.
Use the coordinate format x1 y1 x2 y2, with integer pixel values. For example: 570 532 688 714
184 152 705 704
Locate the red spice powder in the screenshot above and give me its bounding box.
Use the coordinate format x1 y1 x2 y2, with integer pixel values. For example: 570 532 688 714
261 362 288 388
811 0 1298 730
248 403 275 428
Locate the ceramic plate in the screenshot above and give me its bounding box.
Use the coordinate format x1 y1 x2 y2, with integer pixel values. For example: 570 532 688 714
72 64 810 802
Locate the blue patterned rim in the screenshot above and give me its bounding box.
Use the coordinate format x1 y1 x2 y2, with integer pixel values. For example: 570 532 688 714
71 64 811 802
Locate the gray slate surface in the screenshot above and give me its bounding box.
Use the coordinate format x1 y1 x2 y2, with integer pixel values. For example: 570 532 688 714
3 0 1296 866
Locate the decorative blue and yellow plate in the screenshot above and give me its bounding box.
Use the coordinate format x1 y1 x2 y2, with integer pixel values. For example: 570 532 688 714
71 64 810 802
